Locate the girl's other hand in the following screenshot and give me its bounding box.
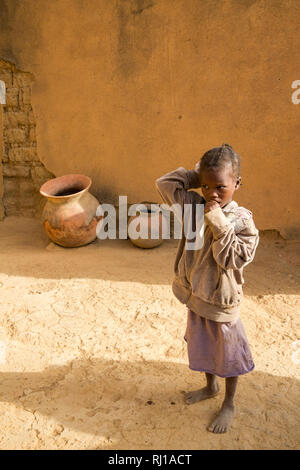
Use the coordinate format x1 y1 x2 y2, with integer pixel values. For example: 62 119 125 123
194 161 201 175
193 161 202 188
204 200 220 213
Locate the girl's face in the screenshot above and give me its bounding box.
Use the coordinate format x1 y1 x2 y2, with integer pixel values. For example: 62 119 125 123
200 164 241 208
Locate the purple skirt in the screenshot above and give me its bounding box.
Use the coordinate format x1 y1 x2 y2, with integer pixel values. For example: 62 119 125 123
184 308 255 378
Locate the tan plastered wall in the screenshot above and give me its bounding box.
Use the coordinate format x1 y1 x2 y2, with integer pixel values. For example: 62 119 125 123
0 0 299 238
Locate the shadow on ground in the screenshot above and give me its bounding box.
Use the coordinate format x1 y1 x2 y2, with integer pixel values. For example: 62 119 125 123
0 357 299 449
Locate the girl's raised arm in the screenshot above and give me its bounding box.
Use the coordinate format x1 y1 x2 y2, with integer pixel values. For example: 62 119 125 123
155 165 201 211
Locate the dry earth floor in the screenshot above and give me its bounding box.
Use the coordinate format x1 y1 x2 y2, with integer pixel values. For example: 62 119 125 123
0 217 299 450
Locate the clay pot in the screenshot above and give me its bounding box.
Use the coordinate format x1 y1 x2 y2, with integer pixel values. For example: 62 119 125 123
128 202 166 249
40 174 103 247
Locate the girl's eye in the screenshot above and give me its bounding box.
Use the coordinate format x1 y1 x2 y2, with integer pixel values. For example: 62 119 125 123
201 185 225 190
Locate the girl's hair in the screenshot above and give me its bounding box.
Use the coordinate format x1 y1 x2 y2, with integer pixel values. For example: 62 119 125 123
200 143 241 179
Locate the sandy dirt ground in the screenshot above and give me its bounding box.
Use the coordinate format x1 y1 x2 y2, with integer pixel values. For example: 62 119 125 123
0 216 299 450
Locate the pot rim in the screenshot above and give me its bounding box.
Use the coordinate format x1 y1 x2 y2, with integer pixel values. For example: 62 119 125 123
134 201 161 213
40 174 92 199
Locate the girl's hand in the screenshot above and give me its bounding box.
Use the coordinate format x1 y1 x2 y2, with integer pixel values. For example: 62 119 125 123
194 161 201 175
204 200 220 213
192 161 202 188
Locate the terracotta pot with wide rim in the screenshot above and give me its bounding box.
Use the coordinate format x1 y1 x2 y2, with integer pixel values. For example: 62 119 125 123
40 174 103 247
128 202 167 249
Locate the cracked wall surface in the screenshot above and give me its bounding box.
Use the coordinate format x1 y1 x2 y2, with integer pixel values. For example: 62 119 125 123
0 59 54 218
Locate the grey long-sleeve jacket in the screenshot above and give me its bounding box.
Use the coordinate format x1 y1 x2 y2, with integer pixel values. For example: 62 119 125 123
155 167 260 322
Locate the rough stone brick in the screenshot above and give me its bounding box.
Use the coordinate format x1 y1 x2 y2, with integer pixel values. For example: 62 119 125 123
3 197 18 215
30 164 53 180
19 86 31 106
3 176 20 196
3 110 17 128
27 110 35 125
9 146 39 162
2 163 31 178
31 164 54 189
4 198 37 216
20 198 37 210
0 165 3 196
0 62 41 218
12 72 34 88
29 126 36 142
20 179 36 195
3 110 28 127
5 87 19 107
2 146 9 163
0 70 13 87
5 128 27 144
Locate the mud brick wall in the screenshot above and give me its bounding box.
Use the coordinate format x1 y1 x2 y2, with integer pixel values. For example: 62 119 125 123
0 59 54 218
0 103 4 219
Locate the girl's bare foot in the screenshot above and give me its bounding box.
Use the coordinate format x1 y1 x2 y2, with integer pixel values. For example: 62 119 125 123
207 401 235 433
184 384 219 404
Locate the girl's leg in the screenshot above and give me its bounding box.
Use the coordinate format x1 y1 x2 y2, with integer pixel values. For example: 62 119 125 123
207 376 238 433
184 372 219 404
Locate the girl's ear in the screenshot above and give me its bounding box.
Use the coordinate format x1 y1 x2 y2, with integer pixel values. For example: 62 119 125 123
235 177 242 189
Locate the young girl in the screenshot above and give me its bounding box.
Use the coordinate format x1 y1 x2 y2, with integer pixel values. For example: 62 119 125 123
155 143 259 434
